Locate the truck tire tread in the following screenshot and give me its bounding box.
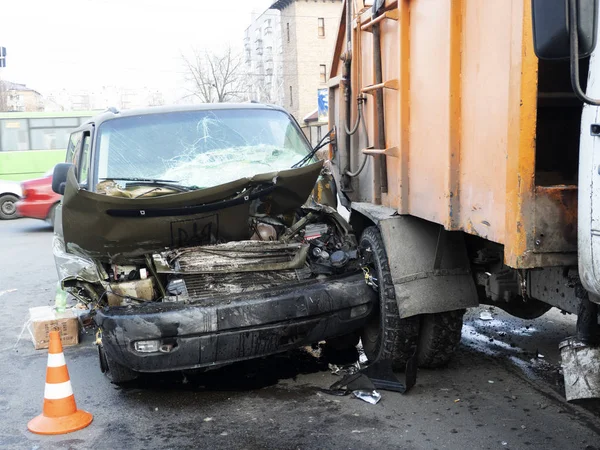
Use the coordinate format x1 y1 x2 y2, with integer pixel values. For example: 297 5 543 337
417 310 464 369
360 226 419 370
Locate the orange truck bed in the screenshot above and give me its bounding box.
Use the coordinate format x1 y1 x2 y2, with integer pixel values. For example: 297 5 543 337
328 0 578 269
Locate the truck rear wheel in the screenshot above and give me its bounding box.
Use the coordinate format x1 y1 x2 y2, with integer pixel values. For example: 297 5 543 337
359 226 419 370
417 310 464 368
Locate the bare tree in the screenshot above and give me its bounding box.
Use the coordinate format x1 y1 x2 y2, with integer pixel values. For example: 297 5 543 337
182 47 247 103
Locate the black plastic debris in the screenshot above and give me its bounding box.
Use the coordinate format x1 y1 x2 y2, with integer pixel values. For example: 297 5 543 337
361 359 416 393
321 356 417 397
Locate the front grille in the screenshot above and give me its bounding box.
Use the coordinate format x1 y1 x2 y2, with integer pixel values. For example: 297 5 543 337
182 269 302 302
163 241 308 274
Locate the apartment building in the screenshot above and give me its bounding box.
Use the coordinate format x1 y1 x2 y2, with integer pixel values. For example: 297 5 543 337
244 8 285 106
0 81 44 112
245 0 342 140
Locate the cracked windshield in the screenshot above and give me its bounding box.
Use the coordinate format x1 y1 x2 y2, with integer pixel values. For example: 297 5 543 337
97 109 311 189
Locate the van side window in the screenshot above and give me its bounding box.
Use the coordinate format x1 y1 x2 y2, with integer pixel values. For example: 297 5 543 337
66 132 82 165
78 134 91 185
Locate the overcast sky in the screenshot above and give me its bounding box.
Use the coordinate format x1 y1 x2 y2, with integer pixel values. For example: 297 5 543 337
0 0 272 99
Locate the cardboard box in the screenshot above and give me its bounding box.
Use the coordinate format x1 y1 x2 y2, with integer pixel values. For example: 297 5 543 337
29 306 79 350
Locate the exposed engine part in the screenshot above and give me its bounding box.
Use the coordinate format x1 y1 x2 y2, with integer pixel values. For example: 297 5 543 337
250 222 278 241
165 278 189 303
309 246 358 274
252 215 286 228
109 264 138 282
157 241 309 274
107 277 156 306
281 212 318 241
79 206 362 307
331 250 352 268
63 280 104 306
313 247 330 259
304 223 329 240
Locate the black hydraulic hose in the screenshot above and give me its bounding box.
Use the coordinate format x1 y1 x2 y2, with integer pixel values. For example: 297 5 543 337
345 101 369 178
345 98 363 135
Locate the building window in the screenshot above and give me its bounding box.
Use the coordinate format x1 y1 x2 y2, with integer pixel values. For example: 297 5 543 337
318 18 325 37
289 86 293 107
286 23 290 43
320 64 327 83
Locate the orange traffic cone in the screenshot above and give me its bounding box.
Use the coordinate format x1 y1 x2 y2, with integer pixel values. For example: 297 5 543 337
28 330 93 435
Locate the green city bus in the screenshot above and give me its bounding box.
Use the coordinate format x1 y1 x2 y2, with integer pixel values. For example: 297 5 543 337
0 111 100 181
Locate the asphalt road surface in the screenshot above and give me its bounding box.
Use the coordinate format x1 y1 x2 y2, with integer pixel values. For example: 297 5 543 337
2 218 600 450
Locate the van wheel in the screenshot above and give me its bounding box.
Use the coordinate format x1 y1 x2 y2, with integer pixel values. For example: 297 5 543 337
0 194 19 220
359 226 419 370
417 310 464 368
98 345 138 384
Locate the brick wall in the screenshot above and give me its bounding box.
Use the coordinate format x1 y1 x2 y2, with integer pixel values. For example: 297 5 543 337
279 0 342 122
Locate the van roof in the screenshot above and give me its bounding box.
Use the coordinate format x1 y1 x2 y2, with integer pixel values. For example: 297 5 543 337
78 103 287 129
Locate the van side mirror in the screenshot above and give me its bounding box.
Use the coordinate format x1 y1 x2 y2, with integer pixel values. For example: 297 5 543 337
52 163 74 195
532 0 597 60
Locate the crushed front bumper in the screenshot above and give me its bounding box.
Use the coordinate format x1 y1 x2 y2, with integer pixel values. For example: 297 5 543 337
95 272 375 373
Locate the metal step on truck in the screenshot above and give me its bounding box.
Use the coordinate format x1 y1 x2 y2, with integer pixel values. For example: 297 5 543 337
327 0 600 400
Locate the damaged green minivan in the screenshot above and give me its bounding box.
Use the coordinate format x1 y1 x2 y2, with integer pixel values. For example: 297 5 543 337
51 104 376 383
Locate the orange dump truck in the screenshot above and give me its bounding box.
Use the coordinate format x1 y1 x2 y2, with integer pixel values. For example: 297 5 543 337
328 0 600 399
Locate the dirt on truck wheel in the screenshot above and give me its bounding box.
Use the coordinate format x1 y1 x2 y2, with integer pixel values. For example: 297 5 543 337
359 226 419 370
417 310 465 369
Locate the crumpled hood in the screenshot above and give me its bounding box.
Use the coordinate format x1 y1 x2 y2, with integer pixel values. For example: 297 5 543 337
61 161 323 261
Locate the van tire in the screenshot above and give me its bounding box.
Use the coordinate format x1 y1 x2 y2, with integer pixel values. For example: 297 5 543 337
98 345 138 384
359 226 419 370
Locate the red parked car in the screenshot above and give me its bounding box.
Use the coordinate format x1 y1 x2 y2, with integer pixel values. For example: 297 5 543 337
16 170 62 227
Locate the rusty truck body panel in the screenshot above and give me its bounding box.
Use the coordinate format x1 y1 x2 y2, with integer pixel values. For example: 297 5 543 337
328 0 577 270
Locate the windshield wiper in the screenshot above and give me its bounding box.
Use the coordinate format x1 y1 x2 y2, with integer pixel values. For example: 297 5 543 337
99 177 198 192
